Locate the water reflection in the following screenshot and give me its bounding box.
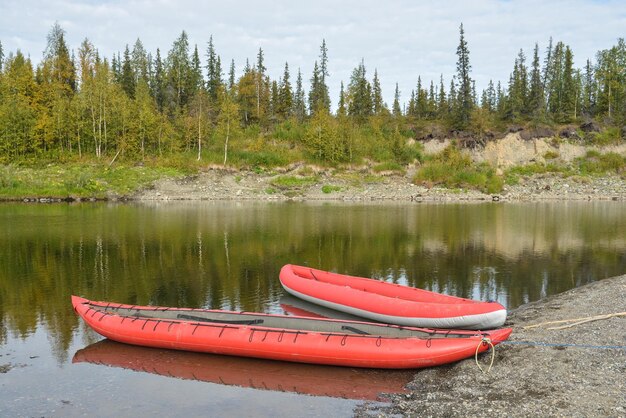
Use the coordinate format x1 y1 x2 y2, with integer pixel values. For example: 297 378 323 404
1 201 624 364
73 339 412 401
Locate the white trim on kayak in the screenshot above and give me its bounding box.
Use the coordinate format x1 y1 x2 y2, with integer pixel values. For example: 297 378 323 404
282 284 507 330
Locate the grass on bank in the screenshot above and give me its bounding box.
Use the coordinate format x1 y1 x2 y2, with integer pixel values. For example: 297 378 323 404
413 145 504 194
0 161 183 199
504 150 626 185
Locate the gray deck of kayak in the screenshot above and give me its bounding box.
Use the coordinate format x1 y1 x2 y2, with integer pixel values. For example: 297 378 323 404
97 304 473 339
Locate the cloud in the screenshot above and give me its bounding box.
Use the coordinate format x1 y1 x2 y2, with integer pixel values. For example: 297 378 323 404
1 0 624 106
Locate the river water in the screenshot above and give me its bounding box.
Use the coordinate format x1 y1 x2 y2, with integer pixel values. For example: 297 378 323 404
1 201 624 416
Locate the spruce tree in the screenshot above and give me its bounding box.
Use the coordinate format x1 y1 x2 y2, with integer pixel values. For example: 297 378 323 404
278 62 292 119
318 39 331 112
151 49 166 110
562 46 576 121
546 41 565 118
528 43 545 119
309 61 322 113
508 49 528 119
43 22 76 93
582 58 595 117
437 75 447 118
392 83 402 116
131 38 148 84
255 47 269 121
415 76 428 118
454 23 473 128
121 45 136 98
337 81 347 117
347 59 372 120
293 68 306 120
372 69 384 115
228 59 236 94
189 44 203 96
166 31 192 109
407 89 416 117
270 80 279 118
206 36 222 103
428 81 437 118
448 77 457 118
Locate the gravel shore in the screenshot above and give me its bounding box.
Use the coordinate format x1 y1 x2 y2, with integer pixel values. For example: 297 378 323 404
133 168 625 202
357 275 626 417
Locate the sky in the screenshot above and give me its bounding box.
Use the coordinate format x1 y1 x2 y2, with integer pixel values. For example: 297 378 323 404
1 0 625 107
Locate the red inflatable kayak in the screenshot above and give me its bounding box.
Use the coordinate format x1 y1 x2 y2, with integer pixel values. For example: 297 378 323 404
279 265 508 329
72 296 511 369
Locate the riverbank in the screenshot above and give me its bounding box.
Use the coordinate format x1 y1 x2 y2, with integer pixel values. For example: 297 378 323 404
1 134 624 202
133 167 625 202
357 274 626 417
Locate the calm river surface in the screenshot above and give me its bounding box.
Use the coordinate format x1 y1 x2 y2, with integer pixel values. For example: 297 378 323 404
1 201 625 417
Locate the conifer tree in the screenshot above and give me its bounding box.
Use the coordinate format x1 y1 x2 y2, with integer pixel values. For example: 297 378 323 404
293 68 306 121
582 58 596 116
39 23 77 153
206 36 222 104
562 46 577 120
454 23 473 128
508 49 528 119
166 31 192 110
437 75 447 118
228 59 236 94
270 80 279 118
237 61 256 124
428 81 437 118
255 47 269 122
528 43 545 119
546 41 565 118
318 39 331 112
347 59 372 120
131 38 149 84
121 45 136 98
392 83 402 116
43 22 76 93
448 77 457 117
372 69 384 115
189 44 203 96
151 49 166 110
337 81 347 117
415 76 428 118
277 62 292 119
407 89 416 117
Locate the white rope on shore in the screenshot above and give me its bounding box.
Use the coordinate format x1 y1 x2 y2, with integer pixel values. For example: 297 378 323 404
522 312 626 330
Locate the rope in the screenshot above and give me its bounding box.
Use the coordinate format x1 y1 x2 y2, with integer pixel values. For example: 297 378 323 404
475 337 495 373
523 312 626 330
495 340 626 350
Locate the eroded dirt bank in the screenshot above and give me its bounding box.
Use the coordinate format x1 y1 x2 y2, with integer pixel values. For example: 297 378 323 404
357 275 626 417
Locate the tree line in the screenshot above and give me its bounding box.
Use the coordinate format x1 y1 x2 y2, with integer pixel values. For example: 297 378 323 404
0 23 624 164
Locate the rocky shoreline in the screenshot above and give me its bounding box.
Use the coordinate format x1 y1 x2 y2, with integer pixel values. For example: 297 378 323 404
357 275 626 417
132 168 625 202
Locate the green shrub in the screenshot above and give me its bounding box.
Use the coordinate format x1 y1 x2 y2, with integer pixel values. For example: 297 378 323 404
413 145 504 193
543 150 559 160
372 162 405 173
271 175 318 189
586 127 622 145
321 184 342 194
576 151 625 175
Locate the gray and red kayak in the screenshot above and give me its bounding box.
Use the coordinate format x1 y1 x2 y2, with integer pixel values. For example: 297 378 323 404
279 265 507 329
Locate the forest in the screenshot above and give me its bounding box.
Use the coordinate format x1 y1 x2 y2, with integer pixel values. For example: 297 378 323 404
0 23 624 169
